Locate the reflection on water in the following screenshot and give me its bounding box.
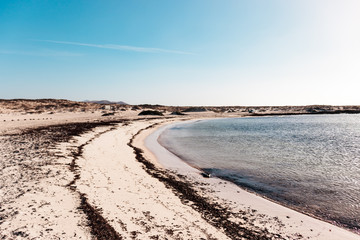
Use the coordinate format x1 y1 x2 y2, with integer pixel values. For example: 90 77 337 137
159 114 360 231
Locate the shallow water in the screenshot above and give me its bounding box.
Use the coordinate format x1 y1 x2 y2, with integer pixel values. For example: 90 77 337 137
159 114 360 230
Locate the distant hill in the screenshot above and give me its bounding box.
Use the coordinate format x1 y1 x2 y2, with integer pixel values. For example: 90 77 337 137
84 100 128 105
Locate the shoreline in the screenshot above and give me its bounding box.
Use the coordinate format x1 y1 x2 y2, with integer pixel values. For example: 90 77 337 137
133 119 283 239
151 117 359 233
1 110 359 239
141 118 360 239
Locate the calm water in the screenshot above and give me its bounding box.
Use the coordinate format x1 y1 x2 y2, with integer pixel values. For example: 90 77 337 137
159 114 360 231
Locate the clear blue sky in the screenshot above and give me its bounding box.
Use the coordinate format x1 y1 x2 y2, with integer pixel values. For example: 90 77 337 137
1 0 359 106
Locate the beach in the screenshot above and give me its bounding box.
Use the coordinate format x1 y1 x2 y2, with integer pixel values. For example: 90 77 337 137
1 102 359 239
3 0 360 238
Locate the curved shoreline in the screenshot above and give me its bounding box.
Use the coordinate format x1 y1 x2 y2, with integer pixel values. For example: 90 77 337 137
1 114 359 239
141 119 360 239
152 118 360 232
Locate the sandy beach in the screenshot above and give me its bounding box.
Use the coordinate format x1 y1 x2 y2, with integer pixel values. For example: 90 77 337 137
3 0 360 238
1 101 359 239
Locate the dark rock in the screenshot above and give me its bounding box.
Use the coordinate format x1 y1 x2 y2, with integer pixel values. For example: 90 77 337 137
201 172 212 178
170 111 186 115
131 106 141 111
138 110 164 116
101 112 115 116
182 107 207 113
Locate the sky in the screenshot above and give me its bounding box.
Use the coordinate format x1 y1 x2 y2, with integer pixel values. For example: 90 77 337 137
1 0 360 106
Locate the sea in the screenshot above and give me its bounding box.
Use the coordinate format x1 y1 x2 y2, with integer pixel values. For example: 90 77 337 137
158 114 360 231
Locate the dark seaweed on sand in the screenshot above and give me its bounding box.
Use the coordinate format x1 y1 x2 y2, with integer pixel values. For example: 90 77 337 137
128 124 288 240
18 121 125 240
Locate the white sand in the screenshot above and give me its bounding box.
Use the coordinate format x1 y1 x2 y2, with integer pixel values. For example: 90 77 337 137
76 119 229 239
1 109 359 239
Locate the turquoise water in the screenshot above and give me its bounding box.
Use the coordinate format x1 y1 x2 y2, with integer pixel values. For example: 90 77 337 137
159 114 360 231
